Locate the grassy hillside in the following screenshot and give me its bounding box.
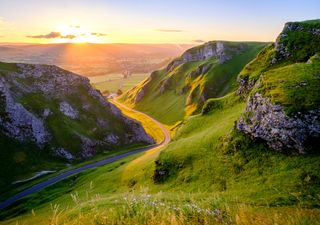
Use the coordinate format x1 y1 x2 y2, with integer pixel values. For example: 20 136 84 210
2 93 319 224
120 42 266 125
154 93 320 205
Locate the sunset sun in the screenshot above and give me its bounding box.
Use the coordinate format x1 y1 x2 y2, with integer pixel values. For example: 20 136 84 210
52 23 108 43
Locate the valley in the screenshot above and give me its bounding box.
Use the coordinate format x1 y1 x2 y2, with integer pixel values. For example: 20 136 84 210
0 43 191 78
0 3 319 223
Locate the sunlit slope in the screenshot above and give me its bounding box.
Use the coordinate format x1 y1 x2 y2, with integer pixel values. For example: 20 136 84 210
120 41 266 125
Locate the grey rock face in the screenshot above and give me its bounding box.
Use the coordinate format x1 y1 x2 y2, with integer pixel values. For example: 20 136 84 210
166 42 244 72
167 42 224 72
237 93 320 154
0 78 49 145
104 134 119 145
0 62 154 159
188 63 212 80
12 63 90 96
122 116 154 145
59 101 78 119
236 77 256 97
43 108 52 118
80 136 99 158
54 147 74 160
159 77 172 94
135 88 145 103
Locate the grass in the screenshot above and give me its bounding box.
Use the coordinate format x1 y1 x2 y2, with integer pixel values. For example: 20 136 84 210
120 67 191 125
238 20 320 94
202 42 267 98
238 44 276 82
256 54 320 115
1 93 320 224
0 131 66 200
0 62 18 72
0 141 148 202
279 20 320 62
238 20 320 115
91 73 149 93
153 93 320 206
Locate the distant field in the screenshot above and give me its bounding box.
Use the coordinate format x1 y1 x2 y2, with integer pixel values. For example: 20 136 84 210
90 73 149 93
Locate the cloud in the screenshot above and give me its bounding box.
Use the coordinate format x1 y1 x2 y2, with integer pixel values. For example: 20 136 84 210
27 32 61 39
0 35 4 38
192 39 205 43
61 34 76 39
91 32 108 37
26 31 76 39
155 29 185 33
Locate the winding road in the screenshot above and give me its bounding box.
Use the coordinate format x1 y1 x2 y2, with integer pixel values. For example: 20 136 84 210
0 101 170 210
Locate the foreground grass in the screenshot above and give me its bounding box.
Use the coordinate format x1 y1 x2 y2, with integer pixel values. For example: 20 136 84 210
2 160 319 225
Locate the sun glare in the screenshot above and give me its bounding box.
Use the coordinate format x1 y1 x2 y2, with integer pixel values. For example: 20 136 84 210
53 23 107 43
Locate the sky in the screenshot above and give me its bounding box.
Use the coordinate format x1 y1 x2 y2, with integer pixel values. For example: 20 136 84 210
0 0 319 44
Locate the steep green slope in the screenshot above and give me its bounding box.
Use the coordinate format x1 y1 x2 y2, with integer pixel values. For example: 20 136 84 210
154 93 320 206
120 41 266 125
0 62 153 196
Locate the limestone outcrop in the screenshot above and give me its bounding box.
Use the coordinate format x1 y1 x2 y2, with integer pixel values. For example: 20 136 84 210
237 93 320 154
0 62 154 160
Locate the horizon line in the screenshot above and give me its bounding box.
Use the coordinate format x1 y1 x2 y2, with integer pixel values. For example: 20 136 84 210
0 40 273 45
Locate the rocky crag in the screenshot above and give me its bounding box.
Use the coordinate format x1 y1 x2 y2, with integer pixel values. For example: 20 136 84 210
236 20 320 154
0 62 154 160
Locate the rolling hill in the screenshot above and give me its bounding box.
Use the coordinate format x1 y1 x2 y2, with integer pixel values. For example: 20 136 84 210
120 41 266 124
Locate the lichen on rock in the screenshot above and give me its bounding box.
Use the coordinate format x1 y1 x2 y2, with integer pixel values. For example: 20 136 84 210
59 101 79 119
166 41 245 72
0 61 154 160
0 78 49 146
237 93 320 154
